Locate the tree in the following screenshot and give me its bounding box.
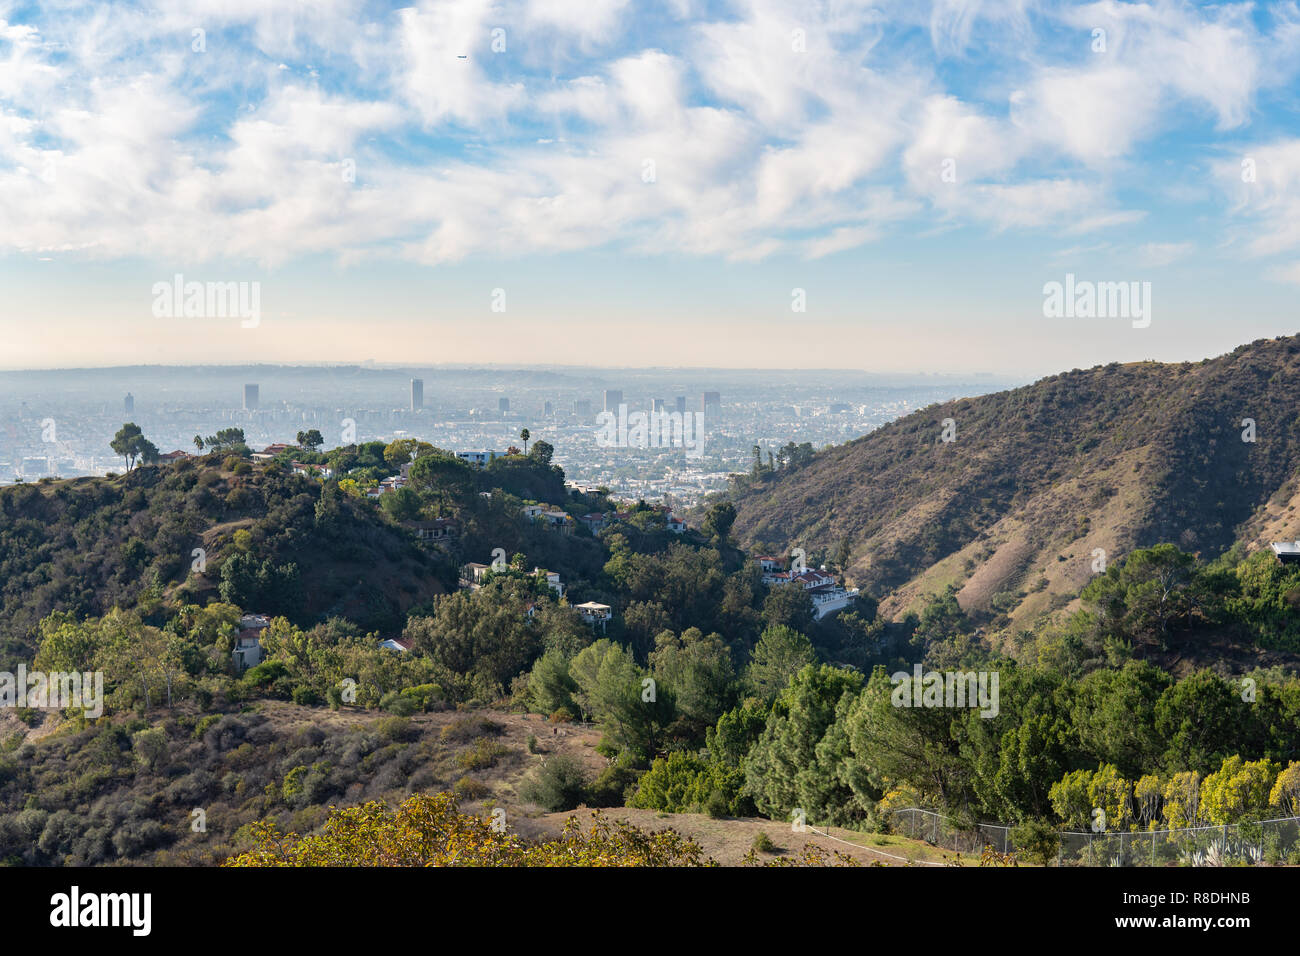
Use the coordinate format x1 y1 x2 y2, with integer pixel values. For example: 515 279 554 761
381 487 423 523
1269 761 1300 817
747 625 816 704
296 429 324 452
528 648 579 716
702 502 736 545
204 427 246 452
110 423 159 471
383 439 435 469
649 628 736 735
1200 756 1279 825
762 583 814 635
520 428 530 455
193 435 205 452
528 440 554 466
743 663 866 825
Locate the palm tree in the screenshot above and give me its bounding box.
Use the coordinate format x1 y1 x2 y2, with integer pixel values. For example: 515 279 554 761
193 435 205 452
520 428 530 455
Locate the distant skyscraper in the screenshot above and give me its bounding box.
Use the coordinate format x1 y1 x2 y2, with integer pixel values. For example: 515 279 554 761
243 383 259 411
543 400 554 416
124 392 134 415
410 378 424 412
701 391 721 413
652 398 666 413
604 389 623 412
498 397 510 413
573 399 592 417
674 395 686 414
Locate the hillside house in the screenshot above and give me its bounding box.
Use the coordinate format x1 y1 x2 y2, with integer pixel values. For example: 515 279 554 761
1271 542 1300 565
534 568 564 597
579 512 609 533
405 518 459 542
456 450 500 468
666 514 687 533
232 613 271 672
461 562 491 587
576 602 612 631
757 568 858 620
379 637 413 652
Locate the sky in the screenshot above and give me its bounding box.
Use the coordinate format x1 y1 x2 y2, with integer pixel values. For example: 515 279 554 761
1 0 1299 374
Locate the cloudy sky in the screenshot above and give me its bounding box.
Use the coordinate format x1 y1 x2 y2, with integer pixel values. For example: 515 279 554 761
2 0 1299 373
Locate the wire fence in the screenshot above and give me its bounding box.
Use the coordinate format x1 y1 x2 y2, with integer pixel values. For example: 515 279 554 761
889 807 1300 866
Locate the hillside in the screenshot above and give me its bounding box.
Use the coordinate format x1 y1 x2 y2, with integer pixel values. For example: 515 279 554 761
725 335 1300 633
0 459 453 664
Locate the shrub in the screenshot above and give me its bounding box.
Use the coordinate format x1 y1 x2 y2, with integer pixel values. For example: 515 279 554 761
291 686 322 707
521 753 589 812
457 738 509 771
1010 819 1060 866
752 831 776 853
453 777 492 802
374 716 414 743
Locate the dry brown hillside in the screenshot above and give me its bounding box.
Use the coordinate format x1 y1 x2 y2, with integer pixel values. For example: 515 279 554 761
726 334 1300 629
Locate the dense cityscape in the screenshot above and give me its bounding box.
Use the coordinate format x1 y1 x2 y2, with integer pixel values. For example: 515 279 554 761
1 365 1018 505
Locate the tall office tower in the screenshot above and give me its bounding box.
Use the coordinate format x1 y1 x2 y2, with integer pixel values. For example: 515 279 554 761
410 378 424 412
604 389 623 412
701 391 721 413
674 395 686 414
243 383 259 411
573 399 592 416
543 400 554 416
124 392 134 415
498 397 510 413
652 398 666 412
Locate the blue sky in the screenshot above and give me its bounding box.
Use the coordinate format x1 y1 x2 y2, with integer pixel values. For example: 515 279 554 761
2 0 1299 373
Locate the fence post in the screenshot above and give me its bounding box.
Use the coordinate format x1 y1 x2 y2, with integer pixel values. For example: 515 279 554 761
1151 831 1156 867
1088 833 1093 867
932 812 938 844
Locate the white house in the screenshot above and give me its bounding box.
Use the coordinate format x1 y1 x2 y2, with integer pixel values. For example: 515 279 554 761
379 637 413 652
576 602 612 630
534 568 564 597
456 450 501 468
666 514 687 533
232 613 272 672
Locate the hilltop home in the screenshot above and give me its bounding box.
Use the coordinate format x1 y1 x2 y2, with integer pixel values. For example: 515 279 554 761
456 450 501 468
